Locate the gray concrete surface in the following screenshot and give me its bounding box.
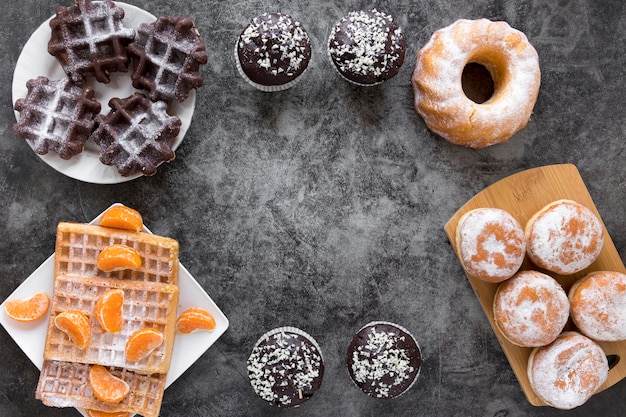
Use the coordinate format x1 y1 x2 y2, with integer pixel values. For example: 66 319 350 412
1 0 625 416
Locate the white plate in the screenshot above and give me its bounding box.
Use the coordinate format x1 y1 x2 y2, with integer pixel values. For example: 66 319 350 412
0 204 229 417
11 2 195 184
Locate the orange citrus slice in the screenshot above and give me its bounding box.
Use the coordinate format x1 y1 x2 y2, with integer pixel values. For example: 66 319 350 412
4 292 50 322
95 289 124 333
88 365 130 404
86 410 131 417
125 327 163 362
99 205 143 232
176 307 216 334
97 244 142 272
54 310 91 350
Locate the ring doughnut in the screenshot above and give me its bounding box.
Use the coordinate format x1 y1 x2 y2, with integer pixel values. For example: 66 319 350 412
412 19 541 148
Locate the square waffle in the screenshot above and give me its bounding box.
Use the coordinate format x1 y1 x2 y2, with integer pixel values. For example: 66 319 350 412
36 360 166 417
44 274 178 374
91 93 181 177
37 220 180 415
128 15 207 103
48 0 136 84
55 222 179 284
13 76 101 159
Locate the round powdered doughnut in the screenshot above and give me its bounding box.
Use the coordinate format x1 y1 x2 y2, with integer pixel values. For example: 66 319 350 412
455 208 526 283
494 270 569 347
528 332 608 409
525 199 604 275
411 19 540 148
569 271 626 341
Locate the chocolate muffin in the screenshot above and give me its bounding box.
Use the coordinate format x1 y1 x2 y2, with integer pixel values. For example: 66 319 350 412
347 321 421 399
235 13 311 91
247 327 324 407
328 9 406 85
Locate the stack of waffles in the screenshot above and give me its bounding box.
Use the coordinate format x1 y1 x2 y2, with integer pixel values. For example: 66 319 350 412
36 221 180 417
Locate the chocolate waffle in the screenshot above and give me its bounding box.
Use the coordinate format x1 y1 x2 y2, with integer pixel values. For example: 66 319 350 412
55 222 179 285
91 93 182 177
48 0 136 84
36 360 166 417
13 76 101 159
128 15 207 103
45 274 179 374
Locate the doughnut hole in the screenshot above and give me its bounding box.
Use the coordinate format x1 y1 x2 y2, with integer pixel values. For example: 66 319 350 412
462 63 494 103
462 50 509 104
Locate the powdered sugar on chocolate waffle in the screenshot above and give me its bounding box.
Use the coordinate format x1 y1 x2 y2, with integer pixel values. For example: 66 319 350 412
13 76 101 159
128 15 207 102
91 93 181 176
48 0 135 84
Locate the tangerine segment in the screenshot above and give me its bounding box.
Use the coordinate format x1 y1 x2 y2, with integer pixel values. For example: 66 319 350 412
95 289 124 333
176 307 216 334
4 292 50 322
88 365 130 404
97 245 142 272
100 205 143 232
86 410 131 417
125 327 163 362
54 310 91 349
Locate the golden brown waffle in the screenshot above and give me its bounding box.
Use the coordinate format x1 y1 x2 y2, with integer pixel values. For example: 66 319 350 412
91 93 182 177
55 222 179 284
48 0 136 84
44 274 178 374
36 360 166 417
37 220 180 415
13 76 101 159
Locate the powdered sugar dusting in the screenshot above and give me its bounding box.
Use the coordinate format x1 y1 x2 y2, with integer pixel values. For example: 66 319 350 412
529 333 608 409
457 208 525 282
570 271 626 341
412 19 541 148
495 271 569 346
527 200 604 274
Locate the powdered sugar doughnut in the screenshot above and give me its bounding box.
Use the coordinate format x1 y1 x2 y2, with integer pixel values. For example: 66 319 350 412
525 200 604 275
528 332 608 409
412 19 540 148
455 208 526 283
494 270 569 347
569 271 626 341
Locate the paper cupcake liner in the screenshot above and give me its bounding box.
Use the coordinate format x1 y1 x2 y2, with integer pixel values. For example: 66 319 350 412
252 326 323 360
347 320 421 399
233 43 307 92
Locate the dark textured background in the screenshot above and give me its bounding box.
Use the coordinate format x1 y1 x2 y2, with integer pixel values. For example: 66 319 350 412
1 0 625 416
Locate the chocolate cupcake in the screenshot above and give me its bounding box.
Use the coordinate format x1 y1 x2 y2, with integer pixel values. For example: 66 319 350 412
235 13 311 91
347 321 421 399
247 327 324 407
328 9 406 86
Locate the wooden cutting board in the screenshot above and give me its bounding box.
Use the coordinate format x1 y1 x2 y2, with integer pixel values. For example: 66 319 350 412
444 164 626 406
